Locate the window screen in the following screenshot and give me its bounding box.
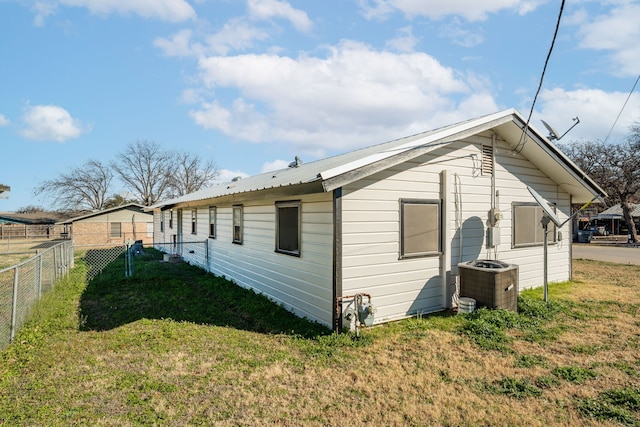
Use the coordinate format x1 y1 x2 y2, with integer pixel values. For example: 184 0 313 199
276 201 300 256
513 203 557 247
233 206 243 244
110 222 121 238
400 199 441 258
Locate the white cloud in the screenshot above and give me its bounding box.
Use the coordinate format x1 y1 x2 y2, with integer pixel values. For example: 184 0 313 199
32 1 57 26
0 114 9 126
59 0 196 22
438 18 484 47
214 169 250 184
154 29 202 57
189 40 498 156
575 3 640 77
247 0 313 32
261 159 289 172
20 105 90 142
205 19 271 55
359 0 540 22
385 26 419 52
155 20 270 57
537 88 640 143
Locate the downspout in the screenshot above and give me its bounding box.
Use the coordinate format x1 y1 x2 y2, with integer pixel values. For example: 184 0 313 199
332 188 343 332
491 134 497 217
489 133 499 259
440 170 451 309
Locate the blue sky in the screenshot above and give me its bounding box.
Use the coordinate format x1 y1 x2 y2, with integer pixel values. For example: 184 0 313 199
1 0 639 211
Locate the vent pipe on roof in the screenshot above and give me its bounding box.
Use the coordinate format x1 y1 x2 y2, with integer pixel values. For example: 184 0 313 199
288 156 303 168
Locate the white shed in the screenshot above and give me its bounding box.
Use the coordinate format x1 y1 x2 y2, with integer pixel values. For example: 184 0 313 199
149 109 605 330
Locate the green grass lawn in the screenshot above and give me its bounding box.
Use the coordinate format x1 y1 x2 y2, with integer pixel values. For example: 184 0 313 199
1 251 639 426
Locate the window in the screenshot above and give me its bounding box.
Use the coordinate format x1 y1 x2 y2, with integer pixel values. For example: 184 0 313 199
169 210 174 229
513 202 557 247
276 201 301 256
160 211 164 233
110 222 122 238
209 207 217 238
191 209 197 234
400 199 441 258
232 205 243 244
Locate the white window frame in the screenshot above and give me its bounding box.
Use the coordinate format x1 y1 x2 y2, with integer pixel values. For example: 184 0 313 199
191 209 197 235
512 202 557 248
209 207 216 239
232 205 243 244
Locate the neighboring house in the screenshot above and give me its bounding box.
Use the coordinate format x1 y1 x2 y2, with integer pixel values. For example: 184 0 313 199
595 203 640 235
59 203 154 247
149 109 606 330
0 211 68 239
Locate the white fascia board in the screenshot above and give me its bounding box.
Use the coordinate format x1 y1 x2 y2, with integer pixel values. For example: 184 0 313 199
319 109 516 181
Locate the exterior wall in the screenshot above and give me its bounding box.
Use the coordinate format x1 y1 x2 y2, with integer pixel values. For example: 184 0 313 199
151 135 574 328
340 135 572 324
153 193 335 327
71 209 154 247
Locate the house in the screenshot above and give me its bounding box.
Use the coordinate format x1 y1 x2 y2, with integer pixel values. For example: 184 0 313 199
59 203 154 247
595 203 640 235
149 109 606 330
0 211 68 239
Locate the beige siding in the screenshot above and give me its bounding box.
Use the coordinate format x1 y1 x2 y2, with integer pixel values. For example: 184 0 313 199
341 136 572 324
71 209 153 247
153 193 335 327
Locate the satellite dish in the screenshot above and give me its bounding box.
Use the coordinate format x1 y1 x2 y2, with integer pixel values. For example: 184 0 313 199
527 186 561 226
540 117 580 141
540 120 561 141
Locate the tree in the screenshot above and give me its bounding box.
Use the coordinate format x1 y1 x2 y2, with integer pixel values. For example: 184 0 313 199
16 205 46 214
168 151 219 198
559 128 640 242
34 159 114 211
103 193 139 209
111 140 175 206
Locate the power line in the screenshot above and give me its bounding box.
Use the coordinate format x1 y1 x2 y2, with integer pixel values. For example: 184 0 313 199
515 0 566 153
602 74 640 144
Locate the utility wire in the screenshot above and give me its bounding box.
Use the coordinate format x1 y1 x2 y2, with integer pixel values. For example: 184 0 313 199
602 74 640 144
515 0 566 153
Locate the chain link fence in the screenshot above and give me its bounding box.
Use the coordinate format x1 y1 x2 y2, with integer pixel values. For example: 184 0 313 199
76 240 207 282
0 240 73 350
0 238 208 350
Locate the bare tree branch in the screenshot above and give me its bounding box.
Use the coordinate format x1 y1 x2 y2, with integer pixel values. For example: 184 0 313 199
559 131 640 242
34 160 113 211
111 140 175 206
168 151 219 198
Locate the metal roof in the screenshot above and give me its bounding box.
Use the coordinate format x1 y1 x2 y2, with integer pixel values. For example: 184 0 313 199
58 203 150 224
597 204 640 219
149 109 607 210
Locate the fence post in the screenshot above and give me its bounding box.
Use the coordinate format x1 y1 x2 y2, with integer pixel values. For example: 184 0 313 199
53 244 58 286
37 251 42 297
10 267 19 344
